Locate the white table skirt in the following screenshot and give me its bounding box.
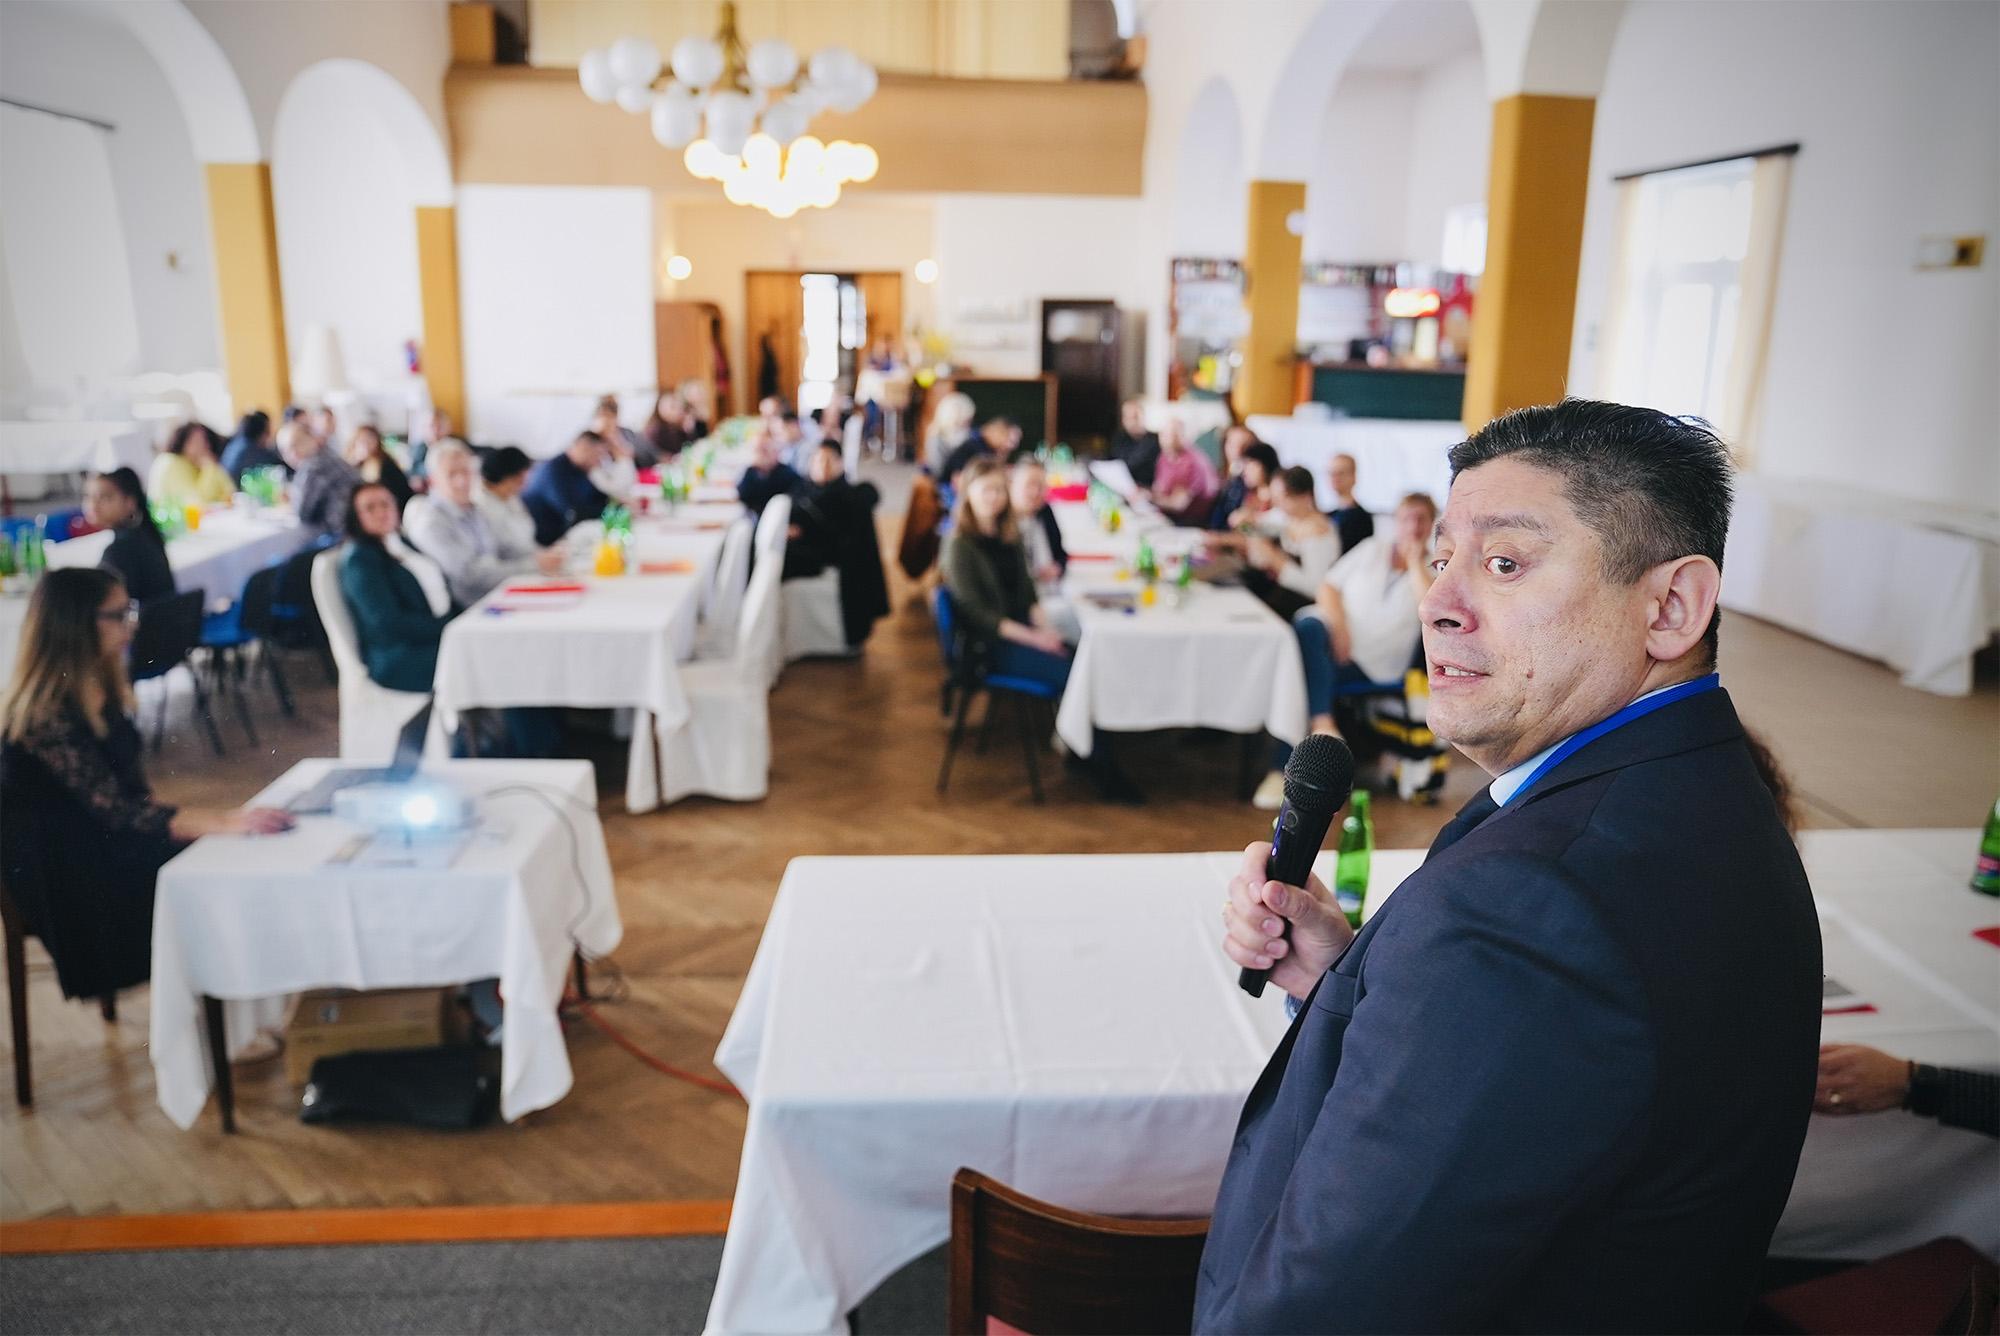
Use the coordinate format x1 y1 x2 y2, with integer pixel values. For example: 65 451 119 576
1245 414 1461 514
150 758 623 1130
0 419 153 476
707 830 1999 1334
1722 474 2000 696
431 535 716 813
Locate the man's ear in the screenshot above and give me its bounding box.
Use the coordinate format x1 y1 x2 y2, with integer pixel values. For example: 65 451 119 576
1645 555 1721 663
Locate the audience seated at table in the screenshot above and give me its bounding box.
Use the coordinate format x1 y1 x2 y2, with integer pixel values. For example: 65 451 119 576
1815 1044 1998 1137
642 389 703 459
0 568 292 1003
941 415 1022 490
1326 451 1375 555
1207 426 1263 531
776 412 813 472
148 422 234 511
406 407 456 483
338 484 559 757
1010 456 1068 586
84 468 174 605
677 379 713 442
788 440 890 648
1240 466 1341 619
404 440 563 606
591 394 655 472
737 429 804 516
942 458 1138 802
1144 419 1219 525
1109 397 1161 489
344 423 413 513
280 419 360 540
219 410 282 485
522 431 610 545
1211 440 1281 534
922 391 977 475
475 446 541 554
1254 490 1437 809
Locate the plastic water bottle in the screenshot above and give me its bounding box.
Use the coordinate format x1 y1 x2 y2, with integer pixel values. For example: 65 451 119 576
1333 790 1374 929
1974 797 2000 896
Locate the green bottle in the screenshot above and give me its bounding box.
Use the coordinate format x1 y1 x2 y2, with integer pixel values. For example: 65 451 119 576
1135 534 1157 584
1334 790 1374 929
1974 797 2000 896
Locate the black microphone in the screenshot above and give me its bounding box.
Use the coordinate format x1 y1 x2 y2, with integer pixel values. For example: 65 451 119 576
1238 734 1357 998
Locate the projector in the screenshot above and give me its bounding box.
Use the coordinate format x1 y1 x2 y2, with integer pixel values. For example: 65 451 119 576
332 780 474 835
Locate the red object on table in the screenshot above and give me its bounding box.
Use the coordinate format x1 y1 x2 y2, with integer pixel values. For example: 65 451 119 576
636 469 660 487
1067 552 1116 562
1974 926 2000 949
501 582 586 596
1048 483 1089 502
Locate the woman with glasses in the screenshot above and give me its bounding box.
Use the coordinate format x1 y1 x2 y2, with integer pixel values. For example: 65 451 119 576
0 568 292 1001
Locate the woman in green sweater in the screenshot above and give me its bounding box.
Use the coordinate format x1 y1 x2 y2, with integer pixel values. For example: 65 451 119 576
941 458 1139 802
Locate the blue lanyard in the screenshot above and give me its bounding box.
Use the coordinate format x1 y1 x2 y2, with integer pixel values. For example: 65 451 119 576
1511 673 1721 802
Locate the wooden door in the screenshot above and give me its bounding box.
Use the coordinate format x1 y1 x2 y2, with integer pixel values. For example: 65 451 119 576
655 300 718 422
745 271 805 413
1041 299 1121 445
856 272 903 358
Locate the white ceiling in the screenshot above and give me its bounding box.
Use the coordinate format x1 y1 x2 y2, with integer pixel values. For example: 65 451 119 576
1347 0 1482 72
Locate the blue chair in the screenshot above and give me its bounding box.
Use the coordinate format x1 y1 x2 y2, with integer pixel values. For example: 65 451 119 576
40 508 85 542
933 585 1063 803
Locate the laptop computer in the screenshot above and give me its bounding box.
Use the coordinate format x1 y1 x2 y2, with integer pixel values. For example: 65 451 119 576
287 703 434 814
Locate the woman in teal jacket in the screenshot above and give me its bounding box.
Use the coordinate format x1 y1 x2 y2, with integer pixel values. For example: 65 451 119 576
338 481 454 692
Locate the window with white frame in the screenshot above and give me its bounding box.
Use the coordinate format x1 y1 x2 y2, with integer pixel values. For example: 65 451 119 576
1600 147 1795 454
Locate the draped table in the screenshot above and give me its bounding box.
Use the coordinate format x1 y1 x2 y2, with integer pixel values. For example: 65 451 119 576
1722 475 2000 696
430 519 727 813
1047 501 1307 759
0 505 315 682
706 830 1999 1333
151 758 622 1131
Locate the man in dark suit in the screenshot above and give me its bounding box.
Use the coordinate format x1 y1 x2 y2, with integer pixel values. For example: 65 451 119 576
521 431 609 546
1109 397 1160 489
1200 400 1821 1333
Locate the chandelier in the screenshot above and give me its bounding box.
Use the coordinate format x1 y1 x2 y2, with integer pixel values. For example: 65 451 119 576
578 1 881 217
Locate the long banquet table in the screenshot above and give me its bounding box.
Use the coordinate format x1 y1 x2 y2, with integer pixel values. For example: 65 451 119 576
706 829 2000 1334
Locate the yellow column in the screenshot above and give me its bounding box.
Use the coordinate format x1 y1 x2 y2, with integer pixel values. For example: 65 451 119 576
1462 94 1596 431
1235 180 1306 421
203 163 289 415
415 206 466 427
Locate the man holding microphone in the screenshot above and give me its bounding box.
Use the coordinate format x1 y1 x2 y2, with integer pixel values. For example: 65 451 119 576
1200 401 1821 1333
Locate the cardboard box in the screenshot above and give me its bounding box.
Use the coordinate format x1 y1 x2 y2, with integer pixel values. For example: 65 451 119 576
284 988 449 1085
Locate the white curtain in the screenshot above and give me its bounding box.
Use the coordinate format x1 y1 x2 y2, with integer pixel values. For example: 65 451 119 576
0 102 142 389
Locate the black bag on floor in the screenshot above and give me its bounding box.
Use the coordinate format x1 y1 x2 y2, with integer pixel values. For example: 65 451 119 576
300 1045 498 1129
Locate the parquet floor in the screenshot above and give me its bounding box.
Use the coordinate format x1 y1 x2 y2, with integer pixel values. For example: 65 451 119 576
2 523 1994 1222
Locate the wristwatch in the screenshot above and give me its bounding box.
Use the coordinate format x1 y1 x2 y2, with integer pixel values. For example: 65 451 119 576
1904 1061 1944 1118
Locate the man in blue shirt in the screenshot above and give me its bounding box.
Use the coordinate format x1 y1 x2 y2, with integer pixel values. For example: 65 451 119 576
521 431 609 546
220 410 283 484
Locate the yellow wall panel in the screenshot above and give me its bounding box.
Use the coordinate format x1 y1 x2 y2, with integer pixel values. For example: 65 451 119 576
1235 180 1306 420
203 163 290 417
416 207 467 426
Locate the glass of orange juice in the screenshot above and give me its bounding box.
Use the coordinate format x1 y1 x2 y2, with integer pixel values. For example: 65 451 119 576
184 505 203 532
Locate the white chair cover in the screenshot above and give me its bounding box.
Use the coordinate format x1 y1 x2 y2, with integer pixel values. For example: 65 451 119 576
842 413 864 480
753 493 792 566
697 515 755 656
657 558 780 804
310 548 432 762
782 569 848 662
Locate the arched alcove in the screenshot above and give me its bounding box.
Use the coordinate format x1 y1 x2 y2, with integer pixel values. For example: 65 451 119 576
1172 78 1249 259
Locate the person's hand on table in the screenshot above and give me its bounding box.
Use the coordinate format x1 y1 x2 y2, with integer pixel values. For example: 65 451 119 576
171 806 295 841
1815 1044 1911 1114
1222 841 1353 1001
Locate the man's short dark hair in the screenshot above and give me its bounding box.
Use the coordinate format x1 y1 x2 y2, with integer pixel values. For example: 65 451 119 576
481 445 532 485
574 430 608 452
1276 465 1316 497
1242 442 1281 478
1449 399 1734 661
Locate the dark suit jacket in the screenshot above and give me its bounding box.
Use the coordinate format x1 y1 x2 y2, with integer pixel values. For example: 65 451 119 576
1033 504 1068 575
338 541 452 693
1330 503 1374 556
521 454 608 546
100 525 176 604
1195 688 1820 1334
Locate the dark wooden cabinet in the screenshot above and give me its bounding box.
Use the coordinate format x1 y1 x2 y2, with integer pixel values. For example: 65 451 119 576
1040 299 1121 448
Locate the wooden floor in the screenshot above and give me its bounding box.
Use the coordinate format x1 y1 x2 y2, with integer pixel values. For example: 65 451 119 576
3 542 1994 1223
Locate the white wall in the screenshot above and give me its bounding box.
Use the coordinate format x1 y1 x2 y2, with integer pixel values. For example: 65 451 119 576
1304 73 1418 262
1569 0 2000 510
1401 51 1489 267
457 186 657 435
0 1 219 382
1171 79 1250 258
271 66 425 395
932 195 1154 377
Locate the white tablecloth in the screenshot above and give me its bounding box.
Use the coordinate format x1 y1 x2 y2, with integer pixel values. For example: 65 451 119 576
1048 502 1306 758
150 758 622 1130
1723 474 2000 696
0 506 316 683
431 526 720 813
1246 414 1461 514
707 830 2000 1333
0 419 152 475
